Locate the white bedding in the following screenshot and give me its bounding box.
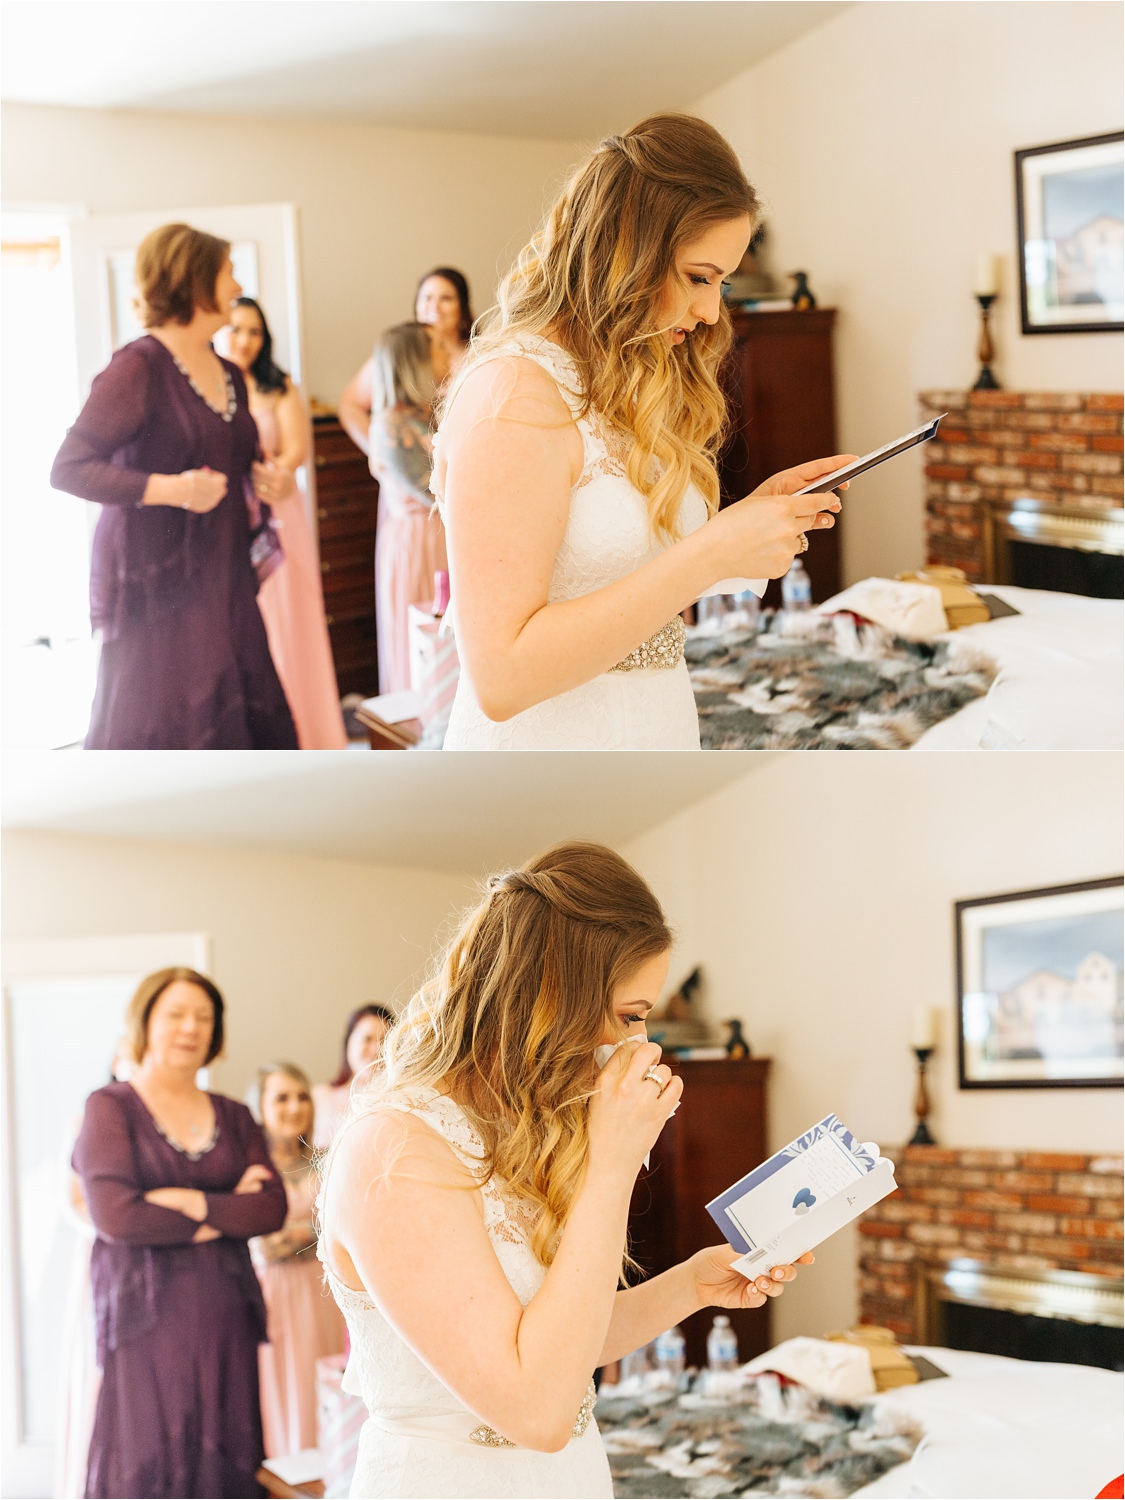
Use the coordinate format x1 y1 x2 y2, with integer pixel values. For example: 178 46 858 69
852 1346 1124 1500
910 585 1123 751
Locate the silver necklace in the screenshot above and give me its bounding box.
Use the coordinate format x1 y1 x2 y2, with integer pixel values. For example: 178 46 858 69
171 351 236 423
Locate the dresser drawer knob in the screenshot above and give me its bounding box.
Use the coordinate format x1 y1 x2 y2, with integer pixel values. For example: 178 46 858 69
325 614 335 627
315 456 328 469
317 507 328 520
321 561 331 573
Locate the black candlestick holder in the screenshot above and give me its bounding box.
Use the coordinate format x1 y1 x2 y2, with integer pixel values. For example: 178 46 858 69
909 1047 936 1146
973 293 999 390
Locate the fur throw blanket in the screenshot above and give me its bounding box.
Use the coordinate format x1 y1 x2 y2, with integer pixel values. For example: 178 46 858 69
596 1373 921 1498
687 612 998 750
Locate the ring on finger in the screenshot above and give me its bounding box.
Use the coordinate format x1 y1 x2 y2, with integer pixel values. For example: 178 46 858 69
641 1065 665 1090
797 533 809 553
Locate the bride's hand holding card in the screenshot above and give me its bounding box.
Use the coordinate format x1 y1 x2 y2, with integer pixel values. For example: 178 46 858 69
706 1114 897 1278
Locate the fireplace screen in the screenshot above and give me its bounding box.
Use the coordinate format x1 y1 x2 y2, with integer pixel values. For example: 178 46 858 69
988 498 1124 600
917 1259 1124 1372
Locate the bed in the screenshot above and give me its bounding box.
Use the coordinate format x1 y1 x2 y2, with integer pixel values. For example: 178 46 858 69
908 586 1123 751
595 1345 1123 1500
687 585 1122 752
853 1346 1124 1499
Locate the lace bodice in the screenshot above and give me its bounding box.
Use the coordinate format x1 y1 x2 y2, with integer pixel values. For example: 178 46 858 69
320 1092 546 1423
436 335 759 751
515 336 711 602
434 335 708 605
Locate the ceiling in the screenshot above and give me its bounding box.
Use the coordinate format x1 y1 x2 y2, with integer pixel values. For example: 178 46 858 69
0 753 767 873
1 1 852 139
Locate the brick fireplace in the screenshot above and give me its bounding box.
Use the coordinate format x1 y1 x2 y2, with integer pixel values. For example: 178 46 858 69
859 1147 1124 1347
920 391 1123 593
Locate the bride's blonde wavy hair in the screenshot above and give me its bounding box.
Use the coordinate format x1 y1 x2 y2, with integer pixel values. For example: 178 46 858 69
347 842 672 1268
440 113 759 543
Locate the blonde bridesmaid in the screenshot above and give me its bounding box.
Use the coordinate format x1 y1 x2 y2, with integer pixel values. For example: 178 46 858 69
249 1064 346 1457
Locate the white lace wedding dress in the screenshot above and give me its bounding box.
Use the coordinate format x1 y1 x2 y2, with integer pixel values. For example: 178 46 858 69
320 1091 613 1499
438 335 760 750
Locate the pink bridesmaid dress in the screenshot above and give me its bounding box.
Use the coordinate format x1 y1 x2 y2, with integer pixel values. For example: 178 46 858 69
252 1163 347 1458
252 402 348 749
370 405 449 695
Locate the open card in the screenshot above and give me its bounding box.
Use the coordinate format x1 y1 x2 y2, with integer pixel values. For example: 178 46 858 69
706 1114 897 1276
793 415 946 497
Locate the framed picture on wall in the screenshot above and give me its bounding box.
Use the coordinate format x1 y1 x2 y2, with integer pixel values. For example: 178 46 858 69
1015 131 1124 335
956 876 1124 1089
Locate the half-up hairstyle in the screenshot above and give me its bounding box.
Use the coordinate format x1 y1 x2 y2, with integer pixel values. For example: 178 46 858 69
346 842 672 1268
441 114 759 543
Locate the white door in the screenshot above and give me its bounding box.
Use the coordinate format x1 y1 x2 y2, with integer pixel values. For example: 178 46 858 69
1 934 212 1500
68 202 305 396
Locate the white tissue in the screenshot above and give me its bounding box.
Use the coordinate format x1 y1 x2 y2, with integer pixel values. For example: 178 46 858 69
593 1037 680 1166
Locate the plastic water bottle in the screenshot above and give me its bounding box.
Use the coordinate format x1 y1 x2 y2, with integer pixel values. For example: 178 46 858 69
728 588 761 626
618 1344 650 1384
781 556 812 612
707 1315 740 1371
653 1325 686 1380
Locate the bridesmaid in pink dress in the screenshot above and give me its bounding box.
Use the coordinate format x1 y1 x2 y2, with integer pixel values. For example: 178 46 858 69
220 300 347 748
367 324 449 694
338 271 473 694
249 1064 346 1458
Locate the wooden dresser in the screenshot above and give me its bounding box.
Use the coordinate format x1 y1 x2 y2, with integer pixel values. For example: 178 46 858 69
311 414 380 699
720 309 839 604
628 1057 771 1370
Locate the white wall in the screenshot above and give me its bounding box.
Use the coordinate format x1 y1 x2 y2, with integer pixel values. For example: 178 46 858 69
0 103 579 407
694 1 1124 583
1 829 476 1098
620 751 1123 1341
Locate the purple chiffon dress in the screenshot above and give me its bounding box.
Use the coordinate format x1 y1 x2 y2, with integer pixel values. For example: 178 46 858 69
50 336 298 748
72 1083 288 1499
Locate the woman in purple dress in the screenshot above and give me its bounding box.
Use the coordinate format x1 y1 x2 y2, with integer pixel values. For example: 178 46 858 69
50 222 297 748
72 968 288 1498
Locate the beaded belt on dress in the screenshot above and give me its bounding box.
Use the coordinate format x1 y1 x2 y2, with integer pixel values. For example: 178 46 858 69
469 1380 598 1448
364 1380 598 1449
609 616 686 673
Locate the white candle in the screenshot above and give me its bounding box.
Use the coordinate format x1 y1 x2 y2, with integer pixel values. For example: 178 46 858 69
911 1005 936 1050
973 253 1000 297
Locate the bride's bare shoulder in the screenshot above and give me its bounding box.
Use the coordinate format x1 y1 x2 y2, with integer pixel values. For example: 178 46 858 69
443 352 575 436
330 1105 474 1192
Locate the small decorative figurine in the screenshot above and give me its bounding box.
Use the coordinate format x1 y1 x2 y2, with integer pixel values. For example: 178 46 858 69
724 1018 751 1060
664 966 701 1020
789 270 817 310
726 224 777 303
649 966 707 1049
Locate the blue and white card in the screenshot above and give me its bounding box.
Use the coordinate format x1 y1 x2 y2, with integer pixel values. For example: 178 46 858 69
706 1114 897 1275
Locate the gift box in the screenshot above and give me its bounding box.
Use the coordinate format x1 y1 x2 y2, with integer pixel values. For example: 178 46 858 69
316 1354 366 1499
407 606 460 746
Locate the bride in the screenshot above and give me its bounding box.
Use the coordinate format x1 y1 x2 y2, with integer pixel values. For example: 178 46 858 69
434 113 854 750
318 842 812 1499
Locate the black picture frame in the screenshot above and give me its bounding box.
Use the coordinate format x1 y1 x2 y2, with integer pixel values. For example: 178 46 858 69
956 876 1124 1090
1015 131 1124 335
